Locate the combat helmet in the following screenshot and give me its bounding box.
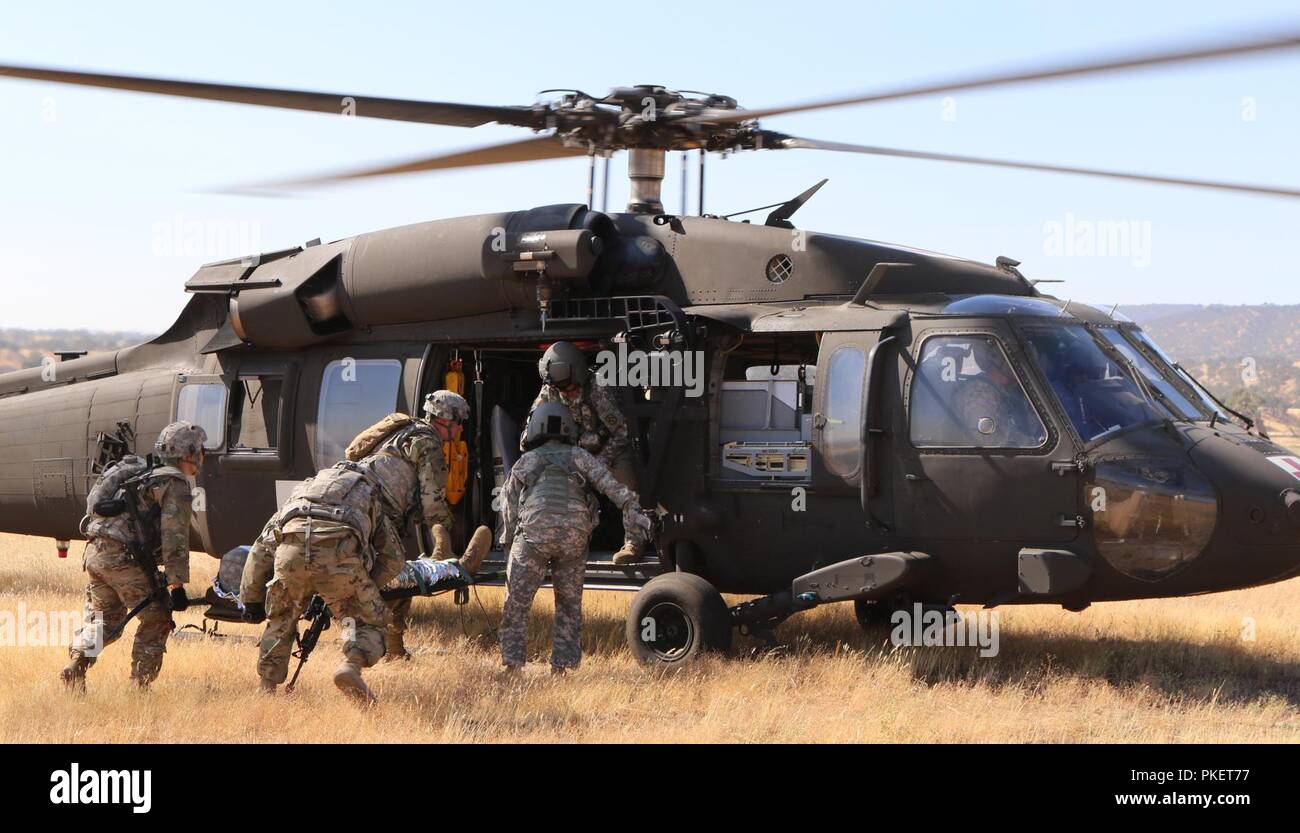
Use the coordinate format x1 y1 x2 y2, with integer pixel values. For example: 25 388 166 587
523 401 578 449
423 389 470 422
538 341 588 389
154 421 208 464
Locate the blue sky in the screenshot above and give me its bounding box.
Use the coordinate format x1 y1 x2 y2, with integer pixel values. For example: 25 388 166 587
1 1 1297 331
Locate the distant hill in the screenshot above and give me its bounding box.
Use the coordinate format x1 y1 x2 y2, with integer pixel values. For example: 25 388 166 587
1118 304 1300 361
0 329 152 375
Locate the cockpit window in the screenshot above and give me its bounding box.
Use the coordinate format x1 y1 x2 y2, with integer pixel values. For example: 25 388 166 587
1022 325 1170 442
1126 329 1230 423
1097 329 1204 420
910 335 1048 449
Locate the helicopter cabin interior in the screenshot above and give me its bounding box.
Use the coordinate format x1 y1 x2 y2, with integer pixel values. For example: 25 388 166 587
162 317 828 581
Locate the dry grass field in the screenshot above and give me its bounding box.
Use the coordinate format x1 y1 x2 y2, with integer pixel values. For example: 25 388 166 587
1 531 1298 744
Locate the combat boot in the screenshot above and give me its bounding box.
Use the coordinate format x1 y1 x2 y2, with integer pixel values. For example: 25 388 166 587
382 631 411 662
333 650 377 705
258 678 278 695
59 651 92 693
612 539 641 566
430 523 452 560
457 525 493 576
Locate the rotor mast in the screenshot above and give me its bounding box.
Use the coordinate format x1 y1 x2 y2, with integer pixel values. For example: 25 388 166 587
626 149 666 214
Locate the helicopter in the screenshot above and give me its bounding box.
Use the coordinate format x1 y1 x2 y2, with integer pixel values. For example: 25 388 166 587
2 29 1299 666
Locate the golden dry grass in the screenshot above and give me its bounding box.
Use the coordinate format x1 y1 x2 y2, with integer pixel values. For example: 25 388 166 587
1 532 1298 743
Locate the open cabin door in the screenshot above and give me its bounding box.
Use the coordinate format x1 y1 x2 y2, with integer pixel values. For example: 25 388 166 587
812 328 896 531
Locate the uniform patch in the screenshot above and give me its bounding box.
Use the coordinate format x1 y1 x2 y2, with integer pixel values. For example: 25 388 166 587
1266 455 1300 480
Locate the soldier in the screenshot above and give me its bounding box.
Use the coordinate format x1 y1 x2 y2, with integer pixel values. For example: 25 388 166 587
240 477 488 692
237 479 311 626
380 390 475 661
500 401 652 673
253 460 407 703
523 341 644 565
61 421 207 691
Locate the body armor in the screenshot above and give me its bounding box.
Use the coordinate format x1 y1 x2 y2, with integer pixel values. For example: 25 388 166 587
279 462 377 543
517 444 599 536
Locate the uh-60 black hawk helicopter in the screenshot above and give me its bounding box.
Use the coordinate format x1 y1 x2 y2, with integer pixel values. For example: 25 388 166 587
3 30 1300 666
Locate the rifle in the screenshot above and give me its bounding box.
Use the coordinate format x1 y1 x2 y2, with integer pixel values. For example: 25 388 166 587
283 570 502 692
285 594 329 693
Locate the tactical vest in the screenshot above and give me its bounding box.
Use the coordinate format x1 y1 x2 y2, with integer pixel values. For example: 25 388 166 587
517 444 599 536
82 463 187 544
364 422 439 524
279 462 376 542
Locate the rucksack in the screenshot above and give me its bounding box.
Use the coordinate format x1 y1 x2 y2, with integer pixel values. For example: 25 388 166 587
346 413 416 462
86 455 153 518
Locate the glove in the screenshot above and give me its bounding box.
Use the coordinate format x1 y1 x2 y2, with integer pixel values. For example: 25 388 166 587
241 602 266 623
169 587 189 612
578 432 602 452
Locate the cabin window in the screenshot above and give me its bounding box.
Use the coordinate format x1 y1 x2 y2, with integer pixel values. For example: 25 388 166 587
910 335 1047 449
229 374 284 451
177 383 227 450
315 359 403 468
823 346 866 477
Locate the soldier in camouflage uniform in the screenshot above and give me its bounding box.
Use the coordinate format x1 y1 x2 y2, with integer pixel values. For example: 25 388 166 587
381 390 471 661
254 461 407 704
237 479 312 625
500 401 652 673
523 341 644 565
61 421 207 690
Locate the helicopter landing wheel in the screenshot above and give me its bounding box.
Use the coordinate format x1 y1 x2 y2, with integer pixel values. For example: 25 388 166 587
626 573 732 667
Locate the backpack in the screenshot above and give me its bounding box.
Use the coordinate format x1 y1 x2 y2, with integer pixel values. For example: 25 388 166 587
346 413 416 462
86 455 153 518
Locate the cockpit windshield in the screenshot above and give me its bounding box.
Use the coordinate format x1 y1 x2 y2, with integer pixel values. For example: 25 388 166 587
1097 329 1205 420
1125 329 1231 423
1022 324 1171 442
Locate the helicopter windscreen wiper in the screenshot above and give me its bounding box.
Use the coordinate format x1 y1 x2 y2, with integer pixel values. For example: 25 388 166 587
1095 329 1205 421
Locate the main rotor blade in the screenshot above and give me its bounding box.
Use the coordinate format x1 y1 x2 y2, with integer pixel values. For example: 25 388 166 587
230 134 589 193
689 29 1300 124
0 63 545 128
772 134 1300 199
